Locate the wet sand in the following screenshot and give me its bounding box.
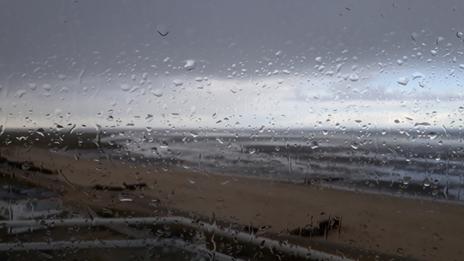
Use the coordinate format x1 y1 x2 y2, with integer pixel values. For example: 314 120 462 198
1 146 464 261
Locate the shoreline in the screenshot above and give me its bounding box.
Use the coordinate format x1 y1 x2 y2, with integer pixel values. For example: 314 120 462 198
1 146 464 260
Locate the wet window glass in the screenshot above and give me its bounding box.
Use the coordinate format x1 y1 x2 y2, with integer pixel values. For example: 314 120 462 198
1 1 464 260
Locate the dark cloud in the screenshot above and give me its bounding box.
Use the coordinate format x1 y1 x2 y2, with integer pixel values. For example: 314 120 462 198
1 0 463 79
1 0 464 128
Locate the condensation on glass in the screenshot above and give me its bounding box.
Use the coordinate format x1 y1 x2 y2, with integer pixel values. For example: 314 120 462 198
0 1 464 260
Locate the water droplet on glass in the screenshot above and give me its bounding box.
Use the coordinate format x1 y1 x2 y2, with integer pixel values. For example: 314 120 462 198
184 59 196 71
151 89 163 97
120 84 131 91
423 178 431 189
436 36 445 44
42 84 52 91
402 176 412 186
348 73 359 81
414 122 431 127
310 141 319 150
21 162 32 171
397 77 409 86
119 195 133 202
15 89 26 98
173 79 183 86
412 72 424 79
156 24 169 37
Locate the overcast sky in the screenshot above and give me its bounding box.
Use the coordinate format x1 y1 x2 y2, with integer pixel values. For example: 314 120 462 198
1 0 464 130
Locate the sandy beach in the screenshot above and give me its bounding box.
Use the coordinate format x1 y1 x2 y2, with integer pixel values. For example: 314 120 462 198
1 145 463 261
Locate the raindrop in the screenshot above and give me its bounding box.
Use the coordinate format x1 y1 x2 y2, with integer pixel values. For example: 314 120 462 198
423 178 431 189
151 89 163 97
42 84 52 91
15 89 26 98
414 122 431 127
21 162 32 170
120 84 131 91
402 176 412 186
156 24 169 37
412 72 424 79
119 195 133 202
348 73 359 81
436 36 445 44
397 77 409 86
310 141 319 150
184 59 196 71
173 79 183 86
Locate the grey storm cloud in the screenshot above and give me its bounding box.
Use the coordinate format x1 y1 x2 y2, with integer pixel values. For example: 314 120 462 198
1 0 463 77
1 0 464 129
